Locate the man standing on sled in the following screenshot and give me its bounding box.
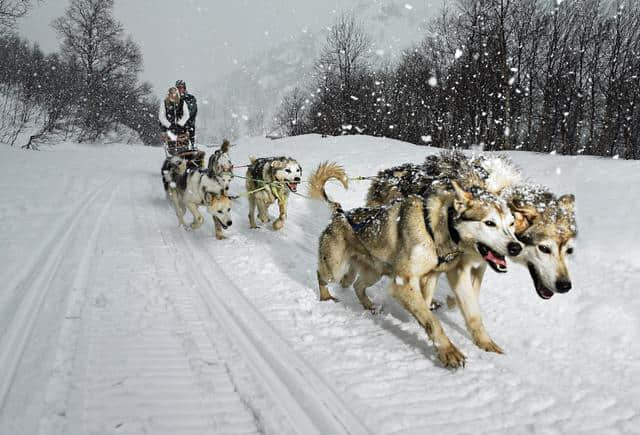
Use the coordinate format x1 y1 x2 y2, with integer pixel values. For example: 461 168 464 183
175 80 198 146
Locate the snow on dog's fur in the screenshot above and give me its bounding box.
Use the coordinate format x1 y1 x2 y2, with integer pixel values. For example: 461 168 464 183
310 162 522 369
363 150 576 354
245 156 302 230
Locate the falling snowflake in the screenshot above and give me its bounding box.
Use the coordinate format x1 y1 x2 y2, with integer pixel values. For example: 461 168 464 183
341 124 353 130
421 135 432 143
428 76 438 87
405 3 413 10
350 95 359 101
455 48 463 59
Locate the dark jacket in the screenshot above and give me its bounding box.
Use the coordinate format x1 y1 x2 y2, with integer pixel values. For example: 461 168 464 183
182 93 197 129
159 99 190 134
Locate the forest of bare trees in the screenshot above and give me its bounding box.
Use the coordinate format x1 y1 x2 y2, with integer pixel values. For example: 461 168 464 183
277 0 640 159
0 0 158 148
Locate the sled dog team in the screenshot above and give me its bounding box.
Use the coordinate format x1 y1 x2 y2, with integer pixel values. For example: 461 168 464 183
162 142 577 369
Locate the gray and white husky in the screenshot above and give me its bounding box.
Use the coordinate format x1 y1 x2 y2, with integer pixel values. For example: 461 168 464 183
166 165 233 240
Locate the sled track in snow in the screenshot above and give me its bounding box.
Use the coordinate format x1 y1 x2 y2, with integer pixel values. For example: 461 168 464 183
0 178 115 411
171 229 372 435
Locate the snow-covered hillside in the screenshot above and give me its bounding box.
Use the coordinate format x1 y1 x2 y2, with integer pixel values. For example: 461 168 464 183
0 135 638 434
198 0 437 141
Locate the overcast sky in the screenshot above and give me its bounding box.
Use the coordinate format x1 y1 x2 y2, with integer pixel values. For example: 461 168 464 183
18 0 377 96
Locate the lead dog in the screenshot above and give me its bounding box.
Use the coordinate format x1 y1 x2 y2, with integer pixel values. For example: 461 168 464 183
166 166 233 239
245 156 302 230
363 151 577 353
310 162 522 368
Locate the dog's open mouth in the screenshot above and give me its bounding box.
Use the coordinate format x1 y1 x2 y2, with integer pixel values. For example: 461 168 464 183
286 182 298 192
527 263 554 300
215 216 228 229
477 243 507 273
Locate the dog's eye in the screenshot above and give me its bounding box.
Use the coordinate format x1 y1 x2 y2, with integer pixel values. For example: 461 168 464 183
227 208 231 212
484 220 496 227
285 169 291 173
538 245 551 254
217 210 223 214
566 247 574 255
509 221 514 226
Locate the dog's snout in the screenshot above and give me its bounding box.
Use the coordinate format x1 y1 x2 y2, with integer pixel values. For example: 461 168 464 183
555 279 572 293
227 220 232 226
507 242 522 256
294 177 301 182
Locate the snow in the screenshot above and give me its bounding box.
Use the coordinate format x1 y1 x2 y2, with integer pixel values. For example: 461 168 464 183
1 135 639 434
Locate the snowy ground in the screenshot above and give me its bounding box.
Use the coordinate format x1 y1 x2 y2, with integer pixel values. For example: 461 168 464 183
0 135 638 435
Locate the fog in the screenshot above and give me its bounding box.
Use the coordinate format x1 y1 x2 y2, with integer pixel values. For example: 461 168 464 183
18 0 386 95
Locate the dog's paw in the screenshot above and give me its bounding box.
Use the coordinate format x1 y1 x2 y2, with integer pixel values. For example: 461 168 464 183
320 295 339 303
215 234 227 240
437 344 466 369
474 338 504 354
369 305 384 315
430 299 443 311
319 288 338 302
272 219 284 230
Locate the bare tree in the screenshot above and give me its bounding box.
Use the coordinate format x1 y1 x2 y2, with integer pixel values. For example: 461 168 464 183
313 12 372 132
53 0 142 141
275 87 308 136
0 0 32 30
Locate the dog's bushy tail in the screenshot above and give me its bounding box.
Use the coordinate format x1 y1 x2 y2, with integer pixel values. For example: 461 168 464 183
308 162 348 211
221 139 230 153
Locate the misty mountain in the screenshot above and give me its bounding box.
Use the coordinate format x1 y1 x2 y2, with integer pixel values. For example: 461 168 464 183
198 0 436 143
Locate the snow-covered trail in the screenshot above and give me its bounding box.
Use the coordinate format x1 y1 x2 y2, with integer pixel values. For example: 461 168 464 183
0 136 638 434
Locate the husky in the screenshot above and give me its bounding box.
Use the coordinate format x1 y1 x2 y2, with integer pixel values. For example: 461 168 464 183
245 156 302 230
363 151 577 353
207 139 234 194
161 155 187 193
166 166 233 239
503 184 576 299
310 162 523 368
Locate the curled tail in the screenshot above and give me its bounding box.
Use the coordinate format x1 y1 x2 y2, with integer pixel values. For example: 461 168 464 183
308 162 348 211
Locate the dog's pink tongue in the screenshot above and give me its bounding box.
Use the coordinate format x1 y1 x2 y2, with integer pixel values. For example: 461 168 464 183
484 251 506 267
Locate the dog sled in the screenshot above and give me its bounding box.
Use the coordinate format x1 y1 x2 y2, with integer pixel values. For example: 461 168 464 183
164 130 205 169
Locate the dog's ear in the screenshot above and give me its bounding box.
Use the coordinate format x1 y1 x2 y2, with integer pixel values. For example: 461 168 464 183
451 181 472 215
451 181 472 203
270 160 285 169
513 211 532 234
511 199 540 233
221 139 230 153
558 194 575 212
